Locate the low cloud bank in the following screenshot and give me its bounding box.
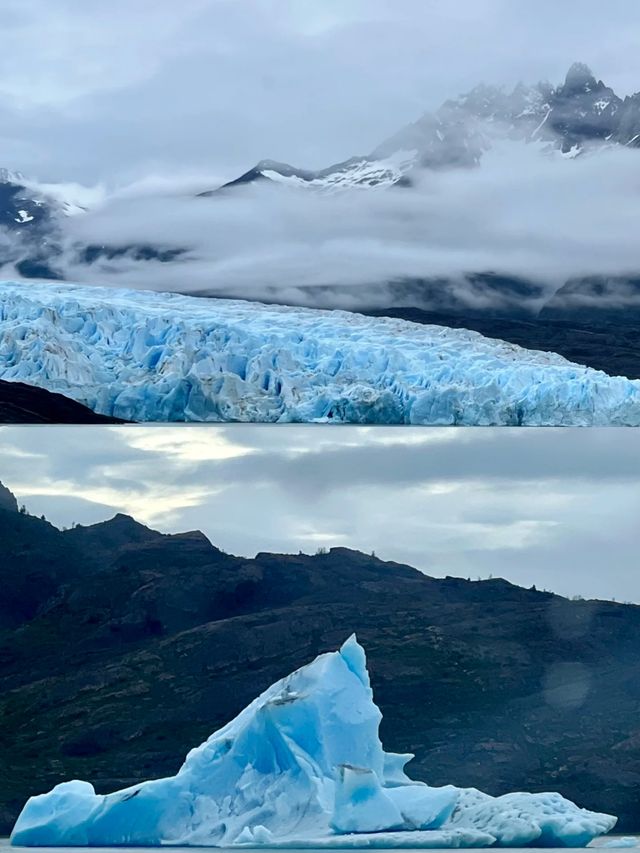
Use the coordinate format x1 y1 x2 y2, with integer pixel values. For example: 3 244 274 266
15 141 640 310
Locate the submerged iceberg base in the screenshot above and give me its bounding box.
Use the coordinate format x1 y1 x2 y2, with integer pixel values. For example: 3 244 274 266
233 828 497 848
10 637 617 848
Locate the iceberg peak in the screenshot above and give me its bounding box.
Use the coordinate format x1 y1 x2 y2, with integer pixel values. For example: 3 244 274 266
10 640 617 848
340 633 371 688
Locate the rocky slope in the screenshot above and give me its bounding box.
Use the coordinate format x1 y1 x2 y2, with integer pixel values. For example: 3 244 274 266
2 488 640 834
0 170 63 280
0 379 123 423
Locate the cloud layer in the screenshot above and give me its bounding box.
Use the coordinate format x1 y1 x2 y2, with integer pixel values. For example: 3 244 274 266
47 142 640 309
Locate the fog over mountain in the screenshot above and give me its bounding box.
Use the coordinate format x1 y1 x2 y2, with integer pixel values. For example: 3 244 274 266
5 62 640 310
0 56 640 313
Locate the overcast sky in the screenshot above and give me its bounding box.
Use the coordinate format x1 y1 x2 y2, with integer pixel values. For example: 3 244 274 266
3 0 640 185
1 425 639 604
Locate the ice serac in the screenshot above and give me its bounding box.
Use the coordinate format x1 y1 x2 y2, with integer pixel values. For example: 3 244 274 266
11 636 617 849
2 281 640 425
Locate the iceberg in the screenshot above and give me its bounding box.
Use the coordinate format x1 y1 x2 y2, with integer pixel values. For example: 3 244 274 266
1 280 640 424
10 636 617 848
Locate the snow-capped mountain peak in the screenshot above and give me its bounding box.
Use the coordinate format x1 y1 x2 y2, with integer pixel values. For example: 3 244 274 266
202 150 418 196
562 62 599 94
204 63 640 196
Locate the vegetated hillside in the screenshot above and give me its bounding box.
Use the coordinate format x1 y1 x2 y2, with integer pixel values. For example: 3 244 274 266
2 486 640 833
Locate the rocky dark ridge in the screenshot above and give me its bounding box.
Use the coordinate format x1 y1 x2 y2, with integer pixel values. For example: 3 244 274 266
0 171 186 281
0 379 124 423
0 171 63 280
0 480 18 513
0 170 52 233
2 492 640 833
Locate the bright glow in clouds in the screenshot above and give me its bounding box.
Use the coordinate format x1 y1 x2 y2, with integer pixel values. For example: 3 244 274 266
117 426 255 462
12 478 215 528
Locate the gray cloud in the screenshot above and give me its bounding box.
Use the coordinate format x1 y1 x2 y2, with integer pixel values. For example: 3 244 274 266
3 0 640 183
33 141 640 310
1 425 639 603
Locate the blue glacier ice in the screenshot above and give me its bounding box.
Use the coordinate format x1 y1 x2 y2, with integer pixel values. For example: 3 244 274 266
10 637 617 848
1 280 640 424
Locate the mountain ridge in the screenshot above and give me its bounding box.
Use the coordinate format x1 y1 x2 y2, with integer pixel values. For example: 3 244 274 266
202 62 640 194
5 62 640 228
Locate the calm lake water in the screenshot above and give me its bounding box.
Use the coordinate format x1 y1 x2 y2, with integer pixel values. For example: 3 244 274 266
3 839 639 852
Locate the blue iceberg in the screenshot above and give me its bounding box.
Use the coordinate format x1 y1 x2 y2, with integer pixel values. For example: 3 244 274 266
10 637 616 848
1 280 640 424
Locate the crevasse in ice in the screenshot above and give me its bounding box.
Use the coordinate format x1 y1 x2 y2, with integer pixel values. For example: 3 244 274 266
10 636 617 848
1 280 640 424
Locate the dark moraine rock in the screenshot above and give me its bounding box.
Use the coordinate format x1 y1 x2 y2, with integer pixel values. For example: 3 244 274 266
0 379 124 423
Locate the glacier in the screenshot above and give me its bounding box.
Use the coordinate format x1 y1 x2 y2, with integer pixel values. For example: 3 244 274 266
2 280 640 424
10 636 617 848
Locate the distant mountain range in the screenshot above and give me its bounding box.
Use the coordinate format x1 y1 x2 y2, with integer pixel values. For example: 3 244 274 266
201 62 640 193
2 63 640 382
2 485 640 834
5 63 640 256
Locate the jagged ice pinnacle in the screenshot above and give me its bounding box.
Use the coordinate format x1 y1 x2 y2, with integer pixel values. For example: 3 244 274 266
10 637 617 848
